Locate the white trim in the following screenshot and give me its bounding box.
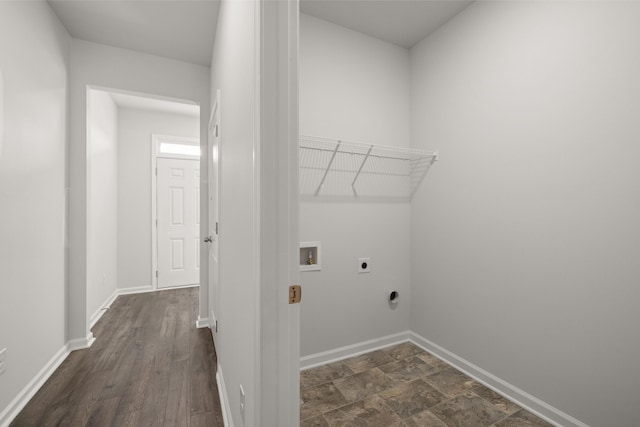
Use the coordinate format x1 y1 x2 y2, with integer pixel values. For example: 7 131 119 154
94 286 174 330
157 284 199 291
92 286 197 329
0 345 69 427
89 288 119 328
113 285 198 298
67 333 96 352
300 331 410 370
299 331 588 427
151 134 200 291
257 0 301 424
1 333 96 426
206 89 221 351
217 362 233 427
253 1 263 424
0 284 203 427
409 332 588 427
151 136 158 290
117 285 155 295
196 316 209 329
95 286 200 335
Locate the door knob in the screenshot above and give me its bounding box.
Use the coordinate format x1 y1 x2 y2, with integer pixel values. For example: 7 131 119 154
204 236 213 243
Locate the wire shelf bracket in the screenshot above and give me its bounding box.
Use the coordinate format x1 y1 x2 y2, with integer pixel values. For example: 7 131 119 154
299 135 438 201
351 145 373 198
315 141 341 196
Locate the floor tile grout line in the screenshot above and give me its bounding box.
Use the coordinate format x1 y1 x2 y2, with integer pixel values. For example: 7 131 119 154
468 389 517 424
378 393 410 423
421 376 521 424
300 380 350 421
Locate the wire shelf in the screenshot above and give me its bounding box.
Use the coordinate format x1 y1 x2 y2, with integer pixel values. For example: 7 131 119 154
299 135 438 201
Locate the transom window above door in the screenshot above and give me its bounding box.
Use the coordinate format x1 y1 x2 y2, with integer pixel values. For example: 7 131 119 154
159 142 201 157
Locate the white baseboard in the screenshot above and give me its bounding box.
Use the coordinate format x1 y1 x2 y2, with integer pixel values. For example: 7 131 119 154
92 286 174 329
0 285 202 427
409 331 588 427
93 285 194 330
67 332 96 352
299 331 587 427
117 285 154 295
89 288 119 328
0 331 96 427
196 316 210 329
117 284 198 296
93 284 192 330
300 331 410 370
217 362 233 427
162 283 200 290
0 344 69 427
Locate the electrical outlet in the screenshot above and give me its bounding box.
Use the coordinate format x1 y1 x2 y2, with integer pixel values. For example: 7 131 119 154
358 257 371 273
0 348 7 376
239 384 246 420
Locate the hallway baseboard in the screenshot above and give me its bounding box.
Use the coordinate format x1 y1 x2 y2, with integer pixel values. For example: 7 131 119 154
0 333 96 427
0 345 68 427
1 286 155 427
196 316 210 329
216 362 233 427
117 285 154 295
89 286 157 329
300 331 410 371
409 331 588 427
67 333 95 352
89 289 119 328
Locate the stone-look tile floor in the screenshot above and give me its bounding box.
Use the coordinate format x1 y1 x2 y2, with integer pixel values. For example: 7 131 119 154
300 342 554 427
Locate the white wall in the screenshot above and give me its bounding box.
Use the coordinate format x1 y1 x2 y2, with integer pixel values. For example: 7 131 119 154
410 2 640 426
210 0 259 424
212 2 300 424
299 14 412 357
68 40 210 341
87 89 118 323
117 108 199 289
0 0 70 418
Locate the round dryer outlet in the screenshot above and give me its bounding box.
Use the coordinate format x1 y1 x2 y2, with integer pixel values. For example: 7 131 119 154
358 257 371 273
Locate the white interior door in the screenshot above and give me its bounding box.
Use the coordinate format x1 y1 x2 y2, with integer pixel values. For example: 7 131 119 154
207 97 220 336
157 157 200 288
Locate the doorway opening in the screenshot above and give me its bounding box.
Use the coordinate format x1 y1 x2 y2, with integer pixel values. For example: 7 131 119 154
86 86 202 329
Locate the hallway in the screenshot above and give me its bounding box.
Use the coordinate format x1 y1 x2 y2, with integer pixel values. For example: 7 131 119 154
11 288 223 426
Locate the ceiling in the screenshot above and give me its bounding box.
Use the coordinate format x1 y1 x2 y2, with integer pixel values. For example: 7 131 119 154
48 0 470 67
48 0 220 66
300 0 473 49
108 91 200 117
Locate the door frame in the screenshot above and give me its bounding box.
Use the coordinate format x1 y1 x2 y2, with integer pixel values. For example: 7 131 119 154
151 134 200 290
207 90 221 340
256 0 300 423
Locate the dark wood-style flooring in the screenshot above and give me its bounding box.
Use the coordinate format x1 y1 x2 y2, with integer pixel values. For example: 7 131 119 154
11 287 224 427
